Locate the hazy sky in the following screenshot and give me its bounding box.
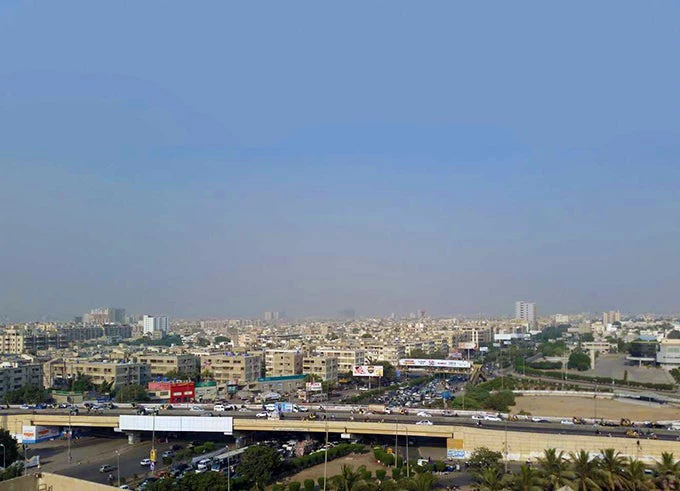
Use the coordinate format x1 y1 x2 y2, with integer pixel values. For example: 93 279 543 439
1 2 680 321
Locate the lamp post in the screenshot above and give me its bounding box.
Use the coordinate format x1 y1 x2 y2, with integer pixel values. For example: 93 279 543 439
225 445 230 491
405 426 410 478
67 411 72 464
116 450 120 488
394 419 399 471
323 421 329 491
504 418 509 474
1 442 5 470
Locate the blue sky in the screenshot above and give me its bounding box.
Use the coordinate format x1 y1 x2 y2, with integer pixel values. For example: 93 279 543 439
1 2 679 320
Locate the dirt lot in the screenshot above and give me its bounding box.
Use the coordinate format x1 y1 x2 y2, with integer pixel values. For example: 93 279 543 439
513 395 680 420
274 453 386 487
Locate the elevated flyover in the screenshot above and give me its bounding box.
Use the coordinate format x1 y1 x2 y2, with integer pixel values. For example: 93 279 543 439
3 413 680 461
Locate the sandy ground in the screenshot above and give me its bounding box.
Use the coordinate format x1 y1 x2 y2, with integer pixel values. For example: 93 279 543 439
513 395 680 420
275 453 386 487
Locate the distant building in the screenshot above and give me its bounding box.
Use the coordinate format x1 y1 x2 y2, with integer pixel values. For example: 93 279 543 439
657 339 680 367
0 363 43 400
515 301 537 325
0 330 68 354
143 315 168 335
133 353 200 378
265 349 303 377
302 355 338 382
554 314 570 324
316 347 365 374
147 381 195 403
603 311 621 325
200 353 261 385
83 307 126 324
43 359 150 389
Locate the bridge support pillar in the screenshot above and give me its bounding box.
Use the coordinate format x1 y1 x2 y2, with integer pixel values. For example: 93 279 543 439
127 432 140 445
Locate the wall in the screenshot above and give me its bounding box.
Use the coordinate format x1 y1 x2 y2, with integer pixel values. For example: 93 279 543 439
0 473 113 491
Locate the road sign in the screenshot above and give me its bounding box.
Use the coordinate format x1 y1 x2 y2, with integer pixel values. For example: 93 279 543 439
150 449 156 462
150 461 155 471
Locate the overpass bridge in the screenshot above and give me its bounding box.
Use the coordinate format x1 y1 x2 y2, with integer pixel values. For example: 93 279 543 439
3 412 680 462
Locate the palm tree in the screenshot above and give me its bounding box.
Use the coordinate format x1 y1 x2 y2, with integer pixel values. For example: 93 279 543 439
512 464 543 491
624 458 653 491
569 450 603 491
331 464 362 491
408 472 436 491
474 466 509 491
655 451 680 490
538 448 574 490
598 448 628 491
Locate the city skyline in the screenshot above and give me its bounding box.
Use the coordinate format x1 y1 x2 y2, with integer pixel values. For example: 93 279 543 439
2 2 680 320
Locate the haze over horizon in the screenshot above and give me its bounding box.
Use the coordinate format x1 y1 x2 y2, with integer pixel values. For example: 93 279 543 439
1 2 680 322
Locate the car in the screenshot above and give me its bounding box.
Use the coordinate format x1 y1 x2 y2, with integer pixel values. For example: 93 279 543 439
416 411 432 417
99 464 115 473
162 450 175 458
238 407 250 412
531 416 547 423
264 403 277 411
561 419 575 425
119 486 130 490
140 458 152 466
35 403 47 410
58 403 70 409
214 404 226 412
471 415 483 420
255 411 269 418
190 405 203 411
138 477 158 490
416 420 433 425
20 404 32 410
484 415 502 422
202 411 214 417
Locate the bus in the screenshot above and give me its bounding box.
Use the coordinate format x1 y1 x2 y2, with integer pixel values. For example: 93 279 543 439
210 446 248 472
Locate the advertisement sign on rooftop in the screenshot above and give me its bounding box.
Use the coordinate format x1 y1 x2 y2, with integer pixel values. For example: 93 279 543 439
398 358 471 369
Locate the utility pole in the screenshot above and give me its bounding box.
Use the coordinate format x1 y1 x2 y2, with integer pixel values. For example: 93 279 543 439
405 426 410 478
504 418 509 474
323 421 328 491
116 450 120 488
67 411 72 464
394 420 399 471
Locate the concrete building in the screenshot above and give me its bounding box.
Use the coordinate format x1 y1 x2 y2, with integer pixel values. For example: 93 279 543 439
316 347 366 374
603 311 622 325
43 359 151 389
0 363 43 400
515 301 537 325
133 353 200 378
361 343 405 366
302 355 338 382
200 353 261 385
83 307 126 324
0 330 68 354
657 339 680 367
265 349 303 377
143 315 168 335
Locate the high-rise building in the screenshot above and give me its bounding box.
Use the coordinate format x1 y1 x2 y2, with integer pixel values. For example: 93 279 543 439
515 301 537 325
603 311 621 325
83 307 126 324
143 315 168 335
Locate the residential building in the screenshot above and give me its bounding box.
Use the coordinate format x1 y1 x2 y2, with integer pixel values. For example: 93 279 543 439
316 347 365 374
265 349 303 377
83 307 126 324
361 343 405 366
515 301 537 325
43 359 151 389
133 353 200 378
143 315 168 335
0 330 68 354
0 363 43 400
200 353 261 385
147 381 195 403
302 355 338 382
603 311 622 325
657 339 680 367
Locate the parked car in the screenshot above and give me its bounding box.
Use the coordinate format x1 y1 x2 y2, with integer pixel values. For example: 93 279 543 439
255 411 269 418
162 450 175 458
99 464 115 473
140 458 152 466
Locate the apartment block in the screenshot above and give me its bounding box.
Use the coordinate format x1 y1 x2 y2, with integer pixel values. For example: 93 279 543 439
133 353 200 378
200 353 261 385
0 363 43 400
302 355 338 382
316 347 365 374
265 349 303 377
44 359 151 389
361 343 405 366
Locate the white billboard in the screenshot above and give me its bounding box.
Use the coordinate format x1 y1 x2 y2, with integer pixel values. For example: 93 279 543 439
352 365 384 377
398 358 471 369
21 425 61 444
306 382 323 391
119 416 233 434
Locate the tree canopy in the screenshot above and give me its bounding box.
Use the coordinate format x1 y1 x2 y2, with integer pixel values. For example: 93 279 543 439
236 444 282 487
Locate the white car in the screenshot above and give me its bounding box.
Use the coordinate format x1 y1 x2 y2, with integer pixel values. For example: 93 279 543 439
484 415 502 422
214 404 225 412
531 416 544 423
255 411 269 418
190 405 203 411
238 407 250 412
140 458 152 466
416 411 432 417
416 420 433 425
560 419 575 425
471 415 483 420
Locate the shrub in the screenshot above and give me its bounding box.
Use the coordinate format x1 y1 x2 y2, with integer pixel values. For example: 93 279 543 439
376 469 387 481
391 467 401 479
303 478 315 491
288 481 301 491
317 477 326 489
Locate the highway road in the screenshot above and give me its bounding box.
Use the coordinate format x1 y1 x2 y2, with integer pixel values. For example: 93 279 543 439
4 405 680 442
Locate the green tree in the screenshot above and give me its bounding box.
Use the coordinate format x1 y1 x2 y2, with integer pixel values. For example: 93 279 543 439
330 464 362 491
623 458 653 491
114 384 149 403
654 451 680 490
196 337 210 347
468 447 503 470
485 390 516 412
288 481 301 491
2 385 48 404
303 478 315 491
538 448 573 490
569 450 602 491
214 336 230 344
568 351 591 371
71 374 96 392
407 472 437 491
0 430 20 468
473 466 508 491
236 445 281 488
597 448 627 491
512 463 543 491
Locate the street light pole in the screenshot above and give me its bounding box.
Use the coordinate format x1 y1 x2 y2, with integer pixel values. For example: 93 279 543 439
225 444 230 491
116 450 120 488
1 443 5 470
405 427 409 478
67 411 72 464
323 421 329 491
504 418 509 474
394 420 399 471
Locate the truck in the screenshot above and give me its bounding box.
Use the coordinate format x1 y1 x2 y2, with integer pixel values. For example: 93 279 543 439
368 404 392 415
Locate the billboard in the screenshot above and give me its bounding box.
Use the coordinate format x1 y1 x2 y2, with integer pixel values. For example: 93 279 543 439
119 415 233 434
306 382 323 391
352 365 384 377
276 402 294 413
458 342 477 350
398 359 471 369
22 425 61 444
